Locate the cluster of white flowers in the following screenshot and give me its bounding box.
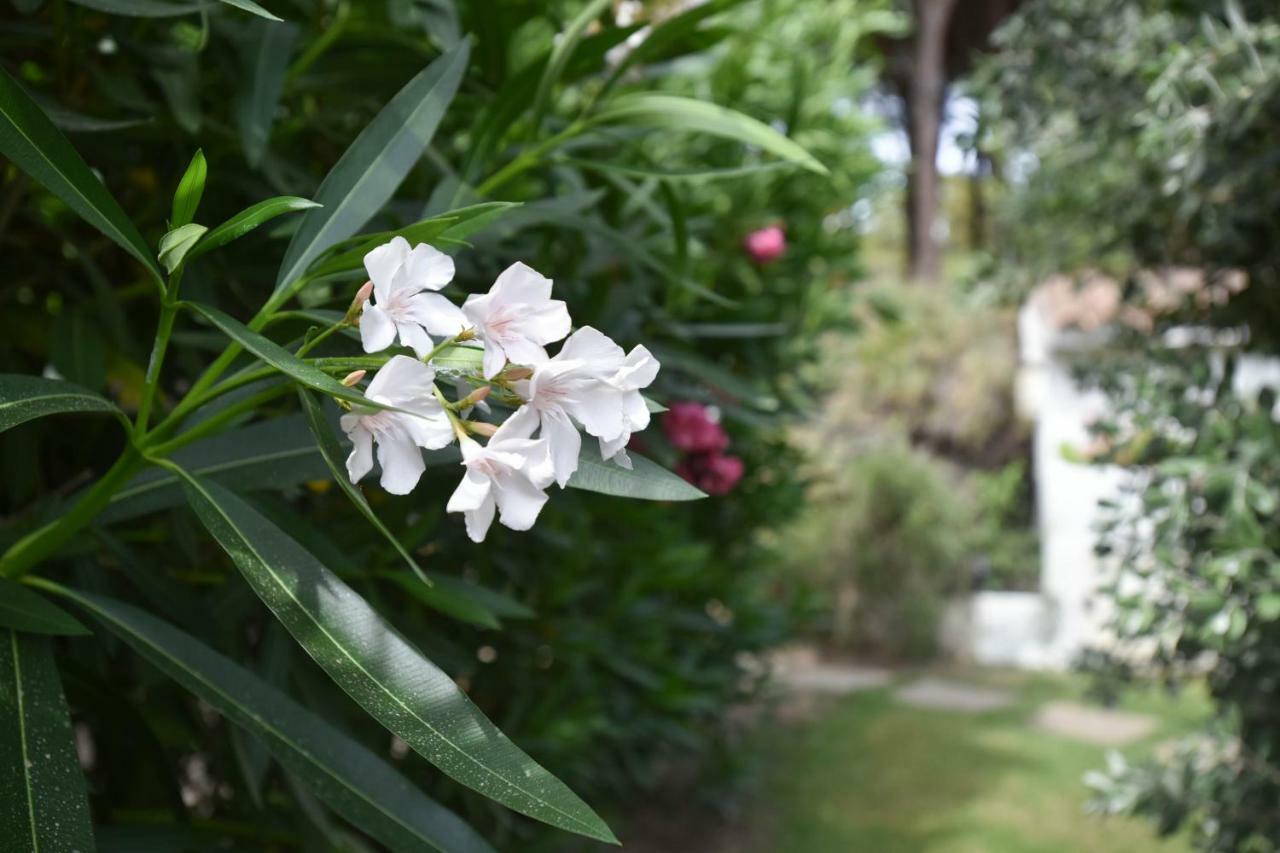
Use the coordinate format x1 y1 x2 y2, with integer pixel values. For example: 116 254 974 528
339 237 659 542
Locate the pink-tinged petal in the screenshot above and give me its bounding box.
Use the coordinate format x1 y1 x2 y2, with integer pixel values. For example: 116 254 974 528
461 292 492 329
499 337 549 368
541 408 581 487
492 473 549 531
396 321 435 359
343 423 375 484
481 342 507 379
448 468 492 512
490 261 552 306
571 385 626 440
518 299 571 345
365 355 436 402
375 429 425 495
409 292 467 337
559 326 624 364
363 236 410 303
464 497 496 543
359 304 397 354
403 243 455 291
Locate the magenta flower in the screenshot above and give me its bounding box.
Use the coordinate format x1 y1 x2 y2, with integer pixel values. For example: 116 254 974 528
677 451 745 496
744 225 785 265
663 402 729 454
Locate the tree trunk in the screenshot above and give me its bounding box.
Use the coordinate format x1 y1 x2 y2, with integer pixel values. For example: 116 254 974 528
906 0 957 282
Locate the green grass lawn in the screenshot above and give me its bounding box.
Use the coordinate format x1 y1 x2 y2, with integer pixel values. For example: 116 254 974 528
745 670 1210 853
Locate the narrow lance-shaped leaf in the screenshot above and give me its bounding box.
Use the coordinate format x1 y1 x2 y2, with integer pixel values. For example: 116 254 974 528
178 473 617 844
0 580 89 636
589 92 828 175
171 148 206 227
275 42 470 294
0 66 162 283
186 196 320 261
158 223 208 273
238 20 299 167
0 630 95 852
0 374 126 434
45 585 495 853
568 442 706 501
528 0 612 132
183 302 409 413
297 389 427 580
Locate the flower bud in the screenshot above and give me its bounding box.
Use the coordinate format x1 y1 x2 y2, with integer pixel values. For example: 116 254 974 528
500 366 534 381
455 327 478 342
457 385 492 409
465 420 498 437
744 226 785 265
341 369 367 387
345 281 374 324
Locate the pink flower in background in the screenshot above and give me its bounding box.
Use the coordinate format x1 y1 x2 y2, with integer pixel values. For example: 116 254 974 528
677 451 744 496
663 402 729 453
744 225 785 265
664 401 744 495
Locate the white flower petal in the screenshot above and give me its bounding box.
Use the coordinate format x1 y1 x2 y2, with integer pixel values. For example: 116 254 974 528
517 299 571 345
365 355 436 402
343 423 374 484
615 345 660 390
464 497 496 543
499 337 549 368
447 468 492 512
500 405 541 441
571 385 626 440
363 236 410 303
490 261 552 306
396 321 435 359
481 343 507 380
492 473 549 531
375 428 425 495
542 408 581 487
409 292 468 338
403 243 455 291
359 304 397 353
559 326 624 364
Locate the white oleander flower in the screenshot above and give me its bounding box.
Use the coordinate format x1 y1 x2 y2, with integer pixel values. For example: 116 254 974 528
359 236 467 357
510 326 660 485
340 355 455 495
445 415 555 543
462 262 571 379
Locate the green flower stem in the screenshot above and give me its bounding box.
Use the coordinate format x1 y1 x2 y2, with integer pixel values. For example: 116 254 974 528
475 121 585 196
295 321 349 358
0 449 145 580
145 384 293 458
135 273 183 435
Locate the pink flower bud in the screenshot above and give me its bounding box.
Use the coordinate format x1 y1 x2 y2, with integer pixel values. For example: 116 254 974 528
346 280 374 324
744 225 785 265
466 420 498 437
340 369 367 387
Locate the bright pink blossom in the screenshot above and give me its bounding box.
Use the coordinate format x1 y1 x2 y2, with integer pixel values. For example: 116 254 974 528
744 225 785 265
663 402 729 454
677 451 745 496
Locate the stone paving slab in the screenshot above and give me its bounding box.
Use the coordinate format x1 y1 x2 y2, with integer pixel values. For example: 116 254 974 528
774 664 894 694
893 677 1016 712
1032 700 1157 745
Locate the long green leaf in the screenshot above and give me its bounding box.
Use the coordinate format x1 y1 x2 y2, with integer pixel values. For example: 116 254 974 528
297 389 425 578
178 474 617 844
0 580 89 636
307 202 515 279
0 630 95 852
0 66 161 282
0 374 124 434
217 0 280 21
590 92 828 175
186 196 320 261
568 442 705 501
238 20 298 167
275 42 470 293
102 415 328 522
46 586 494 853
183 302 400 411
528 0 611 131
67 0 203 18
